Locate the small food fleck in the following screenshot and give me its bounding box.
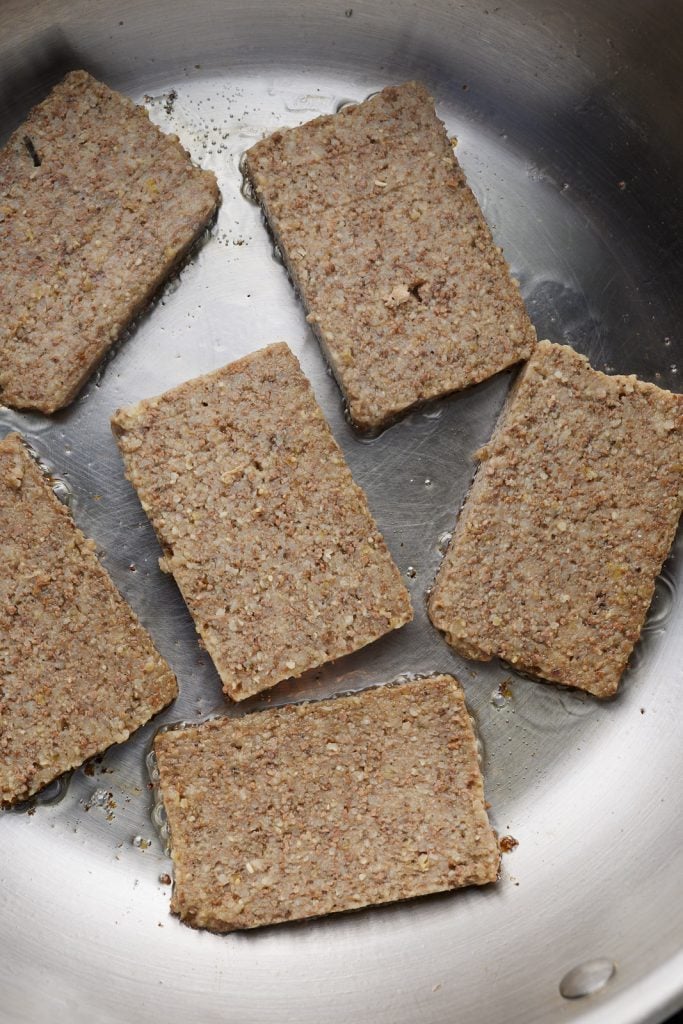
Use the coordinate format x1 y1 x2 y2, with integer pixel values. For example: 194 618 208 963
498 679 513 699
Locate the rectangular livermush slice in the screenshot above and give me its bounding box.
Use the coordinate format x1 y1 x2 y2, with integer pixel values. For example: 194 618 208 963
0 70 219 414
244 81 536 431
111 343 412 701
428 341 683 698
0 433 177 806
154 674 500 932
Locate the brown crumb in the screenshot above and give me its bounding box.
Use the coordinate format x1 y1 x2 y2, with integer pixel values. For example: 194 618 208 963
499 835 519 853
498 679 513 699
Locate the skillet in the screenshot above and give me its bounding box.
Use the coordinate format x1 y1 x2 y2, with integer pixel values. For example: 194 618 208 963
0 1 681 1021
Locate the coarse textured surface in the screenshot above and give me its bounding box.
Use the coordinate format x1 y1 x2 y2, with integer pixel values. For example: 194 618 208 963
428 341 683 697
0 70 219 414
244 81 536 430
112 343 412 700
1 21 683 1024
0 433 177 806
154 674 499 932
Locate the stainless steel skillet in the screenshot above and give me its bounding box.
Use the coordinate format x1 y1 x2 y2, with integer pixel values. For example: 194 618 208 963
0 1 681 1021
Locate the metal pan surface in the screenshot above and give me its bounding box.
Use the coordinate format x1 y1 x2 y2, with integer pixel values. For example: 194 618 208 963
0 1 681 1021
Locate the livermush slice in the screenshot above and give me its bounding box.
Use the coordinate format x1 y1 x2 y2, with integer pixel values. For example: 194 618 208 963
154 674 500 932
0 71 219 413
112 343 412 701
0 433 178 806
244 81 536 431
428 341 683 697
